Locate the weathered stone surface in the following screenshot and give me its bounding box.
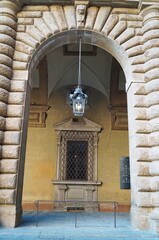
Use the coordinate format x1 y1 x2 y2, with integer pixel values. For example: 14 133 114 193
136 148 149 161
134 108 147 120
112 8 139 14
137 192 152 207
133 95 147 107
0 189 15 204
16 32 39 48
145 68 159 82
0 174 16 188
135 120 150 134
119 14 143 21
149 147 159 161
0 88 8 103
5 118 22 131
2 145 20 159
7 105 23 117
147 105 159 119
3 131 21 145
149 118 159 132
131 205 151 230
85 7 98 30
144 29 159 42
13 50 30 63
22 5 49 11
17 11 42 18
152 193 159 206
150 161 159 175
135 134 149 147
116 28 135 44
93 7 111 32
17 25 26 32
64 6 76 30
43 12 59 34
12 61 28 70
138 162 150 176
0 25 16 39
34 18 52 38
17 18 34 25
0 43 14 58
26 25 46 43
0 159 18 173
0 130 4 143
0 75 10 91
50 5 67 31
15 41 34 55
144 39 159 52
0 15 17 29
138 177 151 191
126 45 144 57
122 36 142 50
8 92 24 104
10 80 26 92
102 14 119 35
127 21 142 28
0 64 12 79
150 177 159 191
149 132 159 147
0 101 7 117
0 54 12 68
147 92 159 107
130 54 145 65
109 21 127 40
132 64 144 74
0 34 15 47
143 20 159 34
12 70 28 81
145 58 159 73
0 116 5 130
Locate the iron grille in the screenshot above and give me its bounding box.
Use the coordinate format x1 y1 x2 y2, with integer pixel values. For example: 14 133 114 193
59 131 94 181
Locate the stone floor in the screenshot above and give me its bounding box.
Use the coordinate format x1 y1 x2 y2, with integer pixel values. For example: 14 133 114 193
0 212 159 240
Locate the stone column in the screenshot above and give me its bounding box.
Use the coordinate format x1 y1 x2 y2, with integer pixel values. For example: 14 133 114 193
141 6 159 233
0 0 23 227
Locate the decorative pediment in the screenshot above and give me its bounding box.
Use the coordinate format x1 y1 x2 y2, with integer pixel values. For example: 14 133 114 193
54 117 102 132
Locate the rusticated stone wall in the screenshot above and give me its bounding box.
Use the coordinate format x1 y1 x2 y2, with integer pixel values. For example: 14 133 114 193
0 0 159 232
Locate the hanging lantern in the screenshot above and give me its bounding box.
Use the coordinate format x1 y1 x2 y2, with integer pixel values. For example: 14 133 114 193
69 37 88 117
70 86 87 116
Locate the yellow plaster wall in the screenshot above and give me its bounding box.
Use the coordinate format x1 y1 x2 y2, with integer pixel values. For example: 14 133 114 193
23 87 130 205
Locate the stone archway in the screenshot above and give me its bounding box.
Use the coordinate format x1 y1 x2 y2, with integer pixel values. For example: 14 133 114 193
0 0 159 232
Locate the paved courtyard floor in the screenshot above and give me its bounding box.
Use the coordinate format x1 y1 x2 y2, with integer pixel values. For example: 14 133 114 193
0 212 159 240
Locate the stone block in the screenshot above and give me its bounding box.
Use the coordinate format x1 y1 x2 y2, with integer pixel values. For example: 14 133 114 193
85 7 98 30
22 5 49 11
0 25 16 39
17 11 42 18
12 61 28 70
2 145 20 159
138 177 151 191
144 47 159 62
145 79 159 94
0 43 14 58
0 16 17 30
150 161 159 175
7 105 23 117
144 39 159 52
0 54 12 68
150 118 159 132
17 25 26 32
8 92 24 104
10 80 26 92
0 189 15 204
0 75 10 91
148 132 159 147
127 45 144 57
0 159 18 173
145 68 159 82
137 162 150 176
64 6 76 30
42 12 59 34
144 29 159 42
17 18 34 25
133 95 147 107
0 116 5 130
136 148 149 161
0 101 7 117
137 192 152 207
16 32 39 48
0 88 8 103
26 25 46 43
116 28 135 45
135 134 149 147
34 18 53 38
102 14 119 35
150 177 159 191
0 33 15 48
132 64 144 74
5 118 22 131
152 192 159 206
145 58 159 73
109 21 127 40
130 54 145 65
12 70 28 81
134 108 148 120
0 63 12 79
93 7 111 32
119 13 142 21
0 130 4 143
15 41 34 55
135 120 150 133
0 174 16 188
131 205 151 230
50 5 68 31
147 105 159 119
3 131 21 145
13 50 30 63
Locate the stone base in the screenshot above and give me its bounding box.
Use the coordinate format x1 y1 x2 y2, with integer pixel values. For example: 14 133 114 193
0 205 22 227
131 205 152 231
